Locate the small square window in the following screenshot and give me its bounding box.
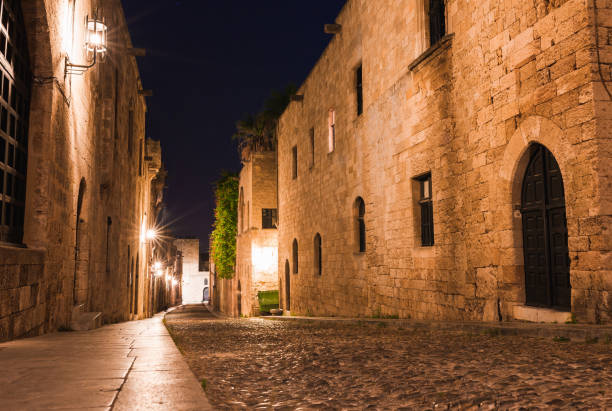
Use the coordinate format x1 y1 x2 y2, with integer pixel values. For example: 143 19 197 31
262 208 278 229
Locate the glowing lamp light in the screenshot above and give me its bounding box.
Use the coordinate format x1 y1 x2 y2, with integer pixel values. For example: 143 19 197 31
153 261 162 270
172 279 178 287
86 17 108 54
155 269 164 277
145 229 157 241
65 14 108 75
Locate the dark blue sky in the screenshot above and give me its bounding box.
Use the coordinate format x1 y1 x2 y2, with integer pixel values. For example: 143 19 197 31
120 1 346 250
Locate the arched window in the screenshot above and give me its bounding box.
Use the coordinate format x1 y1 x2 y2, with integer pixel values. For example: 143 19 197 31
239 187 244 232
292 239 298 274
355 197 366 252
314 233 322 276
0 0 31 244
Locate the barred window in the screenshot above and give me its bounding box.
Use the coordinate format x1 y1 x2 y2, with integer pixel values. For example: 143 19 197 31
262 208 277 229
418 173 434 246
0 0 30 244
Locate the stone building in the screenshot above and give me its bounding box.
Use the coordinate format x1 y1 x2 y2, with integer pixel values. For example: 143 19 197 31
0 0 166 341
277 0 612 323
175 237 209 304
214 150 279 317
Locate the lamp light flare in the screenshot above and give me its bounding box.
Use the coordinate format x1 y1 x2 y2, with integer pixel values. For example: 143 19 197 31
153 261 162 270
155 269 163 277
172 279 178 287
146 229 157 241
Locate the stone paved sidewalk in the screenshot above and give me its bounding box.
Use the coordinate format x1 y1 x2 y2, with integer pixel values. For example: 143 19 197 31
0 312 211 411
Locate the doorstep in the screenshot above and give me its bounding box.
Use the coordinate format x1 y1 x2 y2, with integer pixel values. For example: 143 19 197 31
513 305 572 323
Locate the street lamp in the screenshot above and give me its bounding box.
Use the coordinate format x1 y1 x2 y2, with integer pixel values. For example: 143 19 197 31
145 229 158 241
66 14 108 75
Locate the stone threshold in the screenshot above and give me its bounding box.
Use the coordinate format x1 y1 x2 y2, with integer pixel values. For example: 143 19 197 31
513 305 572 324
262 315 612 342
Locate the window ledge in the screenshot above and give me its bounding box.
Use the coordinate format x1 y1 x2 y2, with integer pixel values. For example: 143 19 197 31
0 243 45 265
408 33 454 72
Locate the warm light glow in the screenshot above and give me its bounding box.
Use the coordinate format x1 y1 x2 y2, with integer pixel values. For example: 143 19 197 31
251 246 277 273
153 261 162 270
172 279 178 287
146 229 157 241
86 18 107 53
155 269 164 277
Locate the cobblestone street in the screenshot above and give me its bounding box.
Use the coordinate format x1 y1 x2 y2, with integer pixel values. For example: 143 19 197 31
164 305 612 410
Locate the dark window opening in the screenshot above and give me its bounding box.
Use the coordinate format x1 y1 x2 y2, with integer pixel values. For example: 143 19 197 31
309 127 315 168
292 146 298 179
429 0 446 46
292 239 298 274
262 208 278 229
418 173 434 246
356 64 363 116
314 233 322 276
128 109 134 156
356 197 366 252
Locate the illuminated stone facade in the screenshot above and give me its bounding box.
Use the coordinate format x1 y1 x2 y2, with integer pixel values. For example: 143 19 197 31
216 150 279 317
277 0 612 322
0 0 166 341
175 238 209 304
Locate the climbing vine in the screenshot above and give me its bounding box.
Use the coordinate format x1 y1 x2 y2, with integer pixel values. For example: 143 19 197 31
210 172 239 279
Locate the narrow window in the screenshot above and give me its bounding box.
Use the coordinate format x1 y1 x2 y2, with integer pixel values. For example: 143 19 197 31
262 208 278 229
314 233 322 276
355 197 366 253
128 109 134 156
138 139 144 177
292 146 298 179
292 239 298 274
418 173 434 246
429 0 446 46
239 187 244 232
309 127 315 168
356 65 363 116
328 109 336 152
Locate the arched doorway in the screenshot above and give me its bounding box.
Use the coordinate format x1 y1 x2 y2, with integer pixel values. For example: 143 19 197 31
521 144 570 310
237 280 242 316
284 260 290 311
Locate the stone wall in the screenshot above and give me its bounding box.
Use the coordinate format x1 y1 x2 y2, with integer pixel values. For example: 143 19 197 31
0 0 162 341
226 151 279 317
277 0 612 322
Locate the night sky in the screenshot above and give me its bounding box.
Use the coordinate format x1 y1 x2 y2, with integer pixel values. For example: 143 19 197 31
120 1 347 251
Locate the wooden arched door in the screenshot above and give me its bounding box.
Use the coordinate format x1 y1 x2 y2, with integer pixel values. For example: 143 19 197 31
285 260 290 311
521 144 571 310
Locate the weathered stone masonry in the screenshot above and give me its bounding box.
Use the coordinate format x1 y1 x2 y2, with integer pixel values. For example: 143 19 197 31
277 0 612 322
0 0 165 341
215 150 279 317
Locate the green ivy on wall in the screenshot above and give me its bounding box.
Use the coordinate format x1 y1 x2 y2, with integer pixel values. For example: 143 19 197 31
210 172 239 279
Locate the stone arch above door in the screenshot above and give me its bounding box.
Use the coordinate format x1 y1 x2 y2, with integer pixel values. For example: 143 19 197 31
496 115 578 320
